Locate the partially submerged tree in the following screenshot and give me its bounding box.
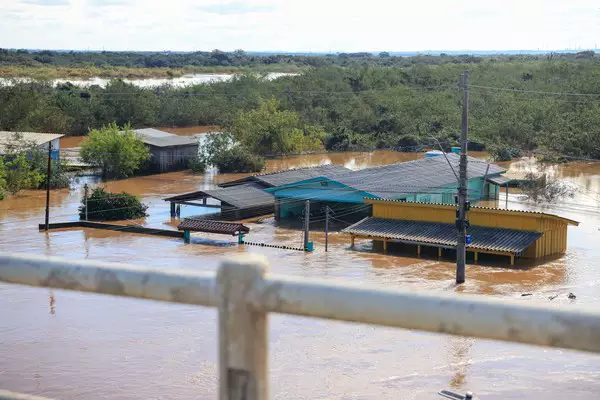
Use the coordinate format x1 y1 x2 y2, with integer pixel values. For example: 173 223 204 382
79 187 148 221
230 98 325 155
80 122 150 179
520 163 576 203
194 132 265 174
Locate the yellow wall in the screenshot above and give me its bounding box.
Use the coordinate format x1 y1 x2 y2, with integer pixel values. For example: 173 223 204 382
367 199 576 258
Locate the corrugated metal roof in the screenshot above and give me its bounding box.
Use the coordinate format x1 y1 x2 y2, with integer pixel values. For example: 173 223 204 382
165 183 273 209
333 153 504 198
129 129 198 148
219 164 351 188
342 217 542 254
0 131 64 154
178 219 250 235
487 175 515 185
364 198 580 226
133 128 173 138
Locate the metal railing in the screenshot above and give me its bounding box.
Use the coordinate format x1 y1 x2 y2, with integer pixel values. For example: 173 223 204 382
1 251 600 400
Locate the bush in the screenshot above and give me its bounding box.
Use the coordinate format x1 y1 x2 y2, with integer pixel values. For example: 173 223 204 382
488 144 523 161
188 156 206 173
79 187 148 221
213 147 266 173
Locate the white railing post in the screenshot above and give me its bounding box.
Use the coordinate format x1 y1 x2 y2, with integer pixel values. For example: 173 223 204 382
217 255 269 400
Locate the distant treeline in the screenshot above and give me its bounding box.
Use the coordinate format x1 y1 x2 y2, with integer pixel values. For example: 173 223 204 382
1 59 599 159
0 48 597 70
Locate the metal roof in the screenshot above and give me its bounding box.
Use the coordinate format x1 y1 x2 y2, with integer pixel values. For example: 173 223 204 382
364 198 580 226
487 175 515 185
178 219 250 235
342 217 542 254
219 164 351 188
0 131 64 154
165 183 273 209
133 128 173 138
131 129 198 148
331 153 504 198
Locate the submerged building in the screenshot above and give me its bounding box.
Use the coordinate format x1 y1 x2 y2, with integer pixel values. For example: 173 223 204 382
266 154 505 220
134 128 199 172
0 131 64 160
342 199 579 265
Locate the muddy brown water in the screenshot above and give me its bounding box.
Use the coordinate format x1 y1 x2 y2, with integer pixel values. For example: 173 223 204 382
1 150 600 399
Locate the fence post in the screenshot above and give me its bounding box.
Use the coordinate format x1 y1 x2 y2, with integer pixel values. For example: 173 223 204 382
217 254 269 400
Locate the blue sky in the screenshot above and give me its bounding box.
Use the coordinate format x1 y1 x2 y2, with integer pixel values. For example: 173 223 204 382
1 0 599 52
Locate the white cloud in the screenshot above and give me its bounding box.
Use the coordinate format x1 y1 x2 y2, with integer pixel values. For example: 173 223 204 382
1 0 599 51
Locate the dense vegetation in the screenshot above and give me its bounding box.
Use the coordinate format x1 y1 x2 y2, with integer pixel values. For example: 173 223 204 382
1 48 596 76
0 133 70 199
1 56 600 160
195 133 265 173
80 123 150 179
79 187 148 221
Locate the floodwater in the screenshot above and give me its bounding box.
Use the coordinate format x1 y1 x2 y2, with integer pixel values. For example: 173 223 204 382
0 72 295 88
1 151 600 399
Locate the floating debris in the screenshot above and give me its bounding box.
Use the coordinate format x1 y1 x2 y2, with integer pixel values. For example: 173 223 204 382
568 292 577 299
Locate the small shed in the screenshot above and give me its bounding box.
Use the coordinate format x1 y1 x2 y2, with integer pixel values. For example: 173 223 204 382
177 219 250 243
0 131 64 160
164 183 274 220
343 199 579 264
133 129 198 172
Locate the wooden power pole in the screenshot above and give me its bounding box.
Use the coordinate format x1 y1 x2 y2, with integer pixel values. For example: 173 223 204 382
456 71 470 284
303 200 310 251
44 142 52 231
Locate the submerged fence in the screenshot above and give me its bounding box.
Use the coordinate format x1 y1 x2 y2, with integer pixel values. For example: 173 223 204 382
1 251 600 399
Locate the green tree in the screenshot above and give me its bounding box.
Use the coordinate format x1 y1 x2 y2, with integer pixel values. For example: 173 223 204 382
230 98 325 155
0 157 6 200
80 122 150 179
4 153 44 194
79 187 148 221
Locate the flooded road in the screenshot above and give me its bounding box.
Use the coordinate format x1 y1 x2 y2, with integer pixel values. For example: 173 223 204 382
1 151 600 399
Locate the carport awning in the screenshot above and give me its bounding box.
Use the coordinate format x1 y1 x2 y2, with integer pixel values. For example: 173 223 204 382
342 217 542 254
487 175 516 185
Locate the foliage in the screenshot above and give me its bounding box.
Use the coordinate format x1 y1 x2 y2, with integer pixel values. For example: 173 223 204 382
2 57 600 161
212 146 266 173
79 187 148 221
4 153 44 194
230 98 325 155
0 157 6 200
197 132 265 173
487 144 523 161
80 122 150 179
520 163 576 203
188 156 206 173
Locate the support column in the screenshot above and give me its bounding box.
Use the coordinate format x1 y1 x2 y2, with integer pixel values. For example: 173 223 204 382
383 239 388 253
510 254 515 266
183 230 190 244
438 248 442 257
417 245 421 257
474 252 479 263
351 235 355 248
170 202 176 217
274 198 280 221
217 255 269 400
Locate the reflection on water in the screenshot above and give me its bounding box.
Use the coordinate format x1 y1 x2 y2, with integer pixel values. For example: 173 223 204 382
1 151 600 399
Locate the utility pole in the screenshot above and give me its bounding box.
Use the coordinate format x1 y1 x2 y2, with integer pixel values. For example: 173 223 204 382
44 142 52 231
303 200 310 251
456 71 470 284
84 183 89 221
325 206 330 252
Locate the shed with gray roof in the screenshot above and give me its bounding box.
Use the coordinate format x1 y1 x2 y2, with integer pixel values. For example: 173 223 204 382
133 128 198 172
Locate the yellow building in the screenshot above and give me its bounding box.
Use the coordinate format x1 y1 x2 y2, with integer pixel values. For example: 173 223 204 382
342 199 579 265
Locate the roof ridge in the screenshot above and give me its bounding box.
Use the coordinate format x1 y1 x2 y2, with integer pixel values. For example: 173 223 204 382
364 198 579 223
253 163 341 177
